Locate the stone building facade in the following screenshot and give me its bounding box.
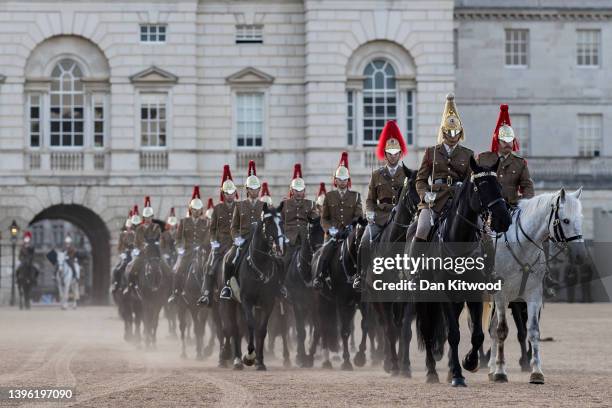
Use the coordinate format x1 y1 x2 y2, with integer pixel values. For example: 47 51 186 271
0 0 609 303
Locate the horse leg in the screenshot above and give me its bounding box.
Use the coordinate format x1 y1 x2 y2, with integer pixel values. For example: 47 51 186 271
493 299 509 382
178 306 187 358
241 300 257 366
340 305 354 371
510 302 531 371
281 313 291 368
399 303 413 378
382 305 399 376
194 309 205 360
487 305 498 380
462 301 484 373
445 302 465 387
255 304 273 371
294 306 307 367
349 306 365 368
527 300 544 384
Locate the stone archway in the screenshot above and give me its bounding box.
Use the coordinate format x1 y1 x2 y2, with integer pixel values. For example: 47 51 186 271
30 204 111 304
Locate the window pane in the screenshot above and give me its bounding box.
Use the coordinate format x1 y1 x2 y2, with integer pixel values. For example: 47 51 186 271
235 93 264 148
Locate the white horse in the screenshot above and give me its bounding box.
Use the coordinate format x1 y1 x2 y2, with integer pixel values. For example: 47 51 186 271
56 250 80 310
489 188 587 384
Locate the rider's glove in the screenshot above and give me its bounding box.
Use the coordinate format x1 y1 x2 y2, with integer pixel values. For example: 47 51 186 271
366 211 376 224
120 253 127 260
211 241 221 249
234 237 245 246
131 248 140 257
178 247 185 255
328 227 338 237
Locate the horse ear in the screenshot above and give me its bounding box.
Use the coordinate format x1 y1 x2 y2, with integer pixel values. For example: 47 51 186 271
469 155 479 172
559 188 566 204
491 157 501 173
263 202 269 212
570 186 583 199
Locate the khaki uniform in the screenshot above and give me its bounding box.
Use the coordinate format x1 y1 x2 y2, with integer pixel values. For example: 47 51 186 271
416 144 474 213
160 229 176 259
321 190 363 232
366 166 407 226
210 202 235 249
231 199 265 239
174 216 208 282
129 222 164 279
281 198 317 244
118 230 135 253
477 151 534 206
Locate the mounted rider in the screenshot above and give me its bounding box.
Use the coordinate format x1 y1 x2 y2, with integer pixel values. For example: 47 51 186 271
168 187 208 304
18 231 35 268
354 121 408 291
478 104 537 290
314 152 363 290
62 234 81 283
197 165 238 306
220 160 265 300
112 208 136 292
161 207 178 267
127 196 169 284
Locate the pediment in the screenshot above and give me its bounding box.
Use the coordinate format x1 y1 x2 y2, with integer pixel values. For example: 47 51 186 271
226 67 274 86
129 66 178 85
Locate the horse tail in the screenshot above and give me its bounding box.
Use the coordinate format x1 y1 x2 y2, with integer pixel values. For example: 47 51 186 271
318 294 339 353
415 301 447 353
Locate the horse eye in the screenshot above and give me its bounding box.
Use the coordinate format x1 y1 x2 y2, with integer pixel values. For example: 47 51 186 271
563 218 570 224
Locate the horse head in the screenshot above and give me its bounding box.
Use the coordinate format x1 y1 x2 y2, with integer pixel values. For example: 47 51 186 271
261 203 286 257
307 215 325 252
469 156 512 233
550 187 587 265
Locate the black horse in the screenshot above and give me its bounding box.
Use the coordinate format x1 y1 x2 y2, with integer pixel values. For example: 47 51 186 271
177 246 210 359
357 164 421 376
313 216 368 370
285 215 325 368
137 238 172 349
112 250 140 342
16 250 39 310
413 157 511 386
238 204 286 370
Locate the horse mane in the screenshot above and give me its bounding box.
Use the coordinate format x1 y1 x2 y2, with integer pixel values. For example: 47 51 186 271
517 191 581 219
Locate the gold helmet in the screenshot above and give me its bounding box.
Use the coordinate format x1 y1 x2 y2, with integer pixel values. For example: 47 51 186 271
259 182 273 206
189 186 204 211
437 93 464 143
316 182 326 206
131 205 142 226
290 163 305 193
220 165 238 202
205 198 214 219
166 207 178 227
142 196 154 218
245 160 261 190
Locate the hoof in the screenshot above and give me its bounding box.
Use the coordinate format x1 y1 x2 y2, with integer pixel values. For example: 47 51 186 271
255 362 267 371
341 361 353 371
400 369 412 378
488 372 495 381
390 368 400 377
426 372 439 384
302 354 314 368
529 372 545 384
462 355 479 373
353 351 366 367
233 358 244 370
242 356 255 367
283 358 291 369
519 358 531 372
494 373 508 383
217 359 228 368
446 370 453 384
322 360 333 369
451 377 467 387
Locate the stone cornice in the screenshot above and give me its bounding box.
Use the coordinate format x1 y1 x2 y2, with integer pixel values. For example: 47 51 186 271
455 7 612 21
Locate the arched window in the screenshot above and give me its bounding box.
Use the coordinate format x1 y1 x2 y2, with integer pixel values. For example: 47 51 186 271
50 59 84 147
362 59 397 145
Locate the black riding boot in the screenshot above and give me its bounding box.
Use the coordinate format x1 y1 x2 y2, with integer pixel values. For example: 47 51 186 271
481 235 502 294
314 240 336 290
167 271 183 304
220 246 238 300
407 237 427 281
197 272 213 306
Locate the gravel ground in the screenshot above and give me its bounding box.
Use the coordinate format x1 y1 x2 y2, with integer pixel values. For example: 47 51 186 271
0 303 611 407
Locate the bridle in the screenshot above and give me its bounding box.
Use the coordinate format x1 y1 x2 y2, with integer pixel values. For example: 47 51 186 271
453 171 505 233
548 195 583 243
246 212 284 283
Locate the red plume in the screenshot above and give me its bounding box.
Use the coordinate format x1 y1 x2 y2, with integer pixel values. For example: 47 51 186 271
220 165 238 202
207 198 214 209
247 160 257 176
289 163 303 198
318 182 326 197
335 151 352 188
192 186 201 200
128 209 133 217
133 205 139 215
144 196 151 207
376 120 407 161
491 104 520 153
260 182 271 197
170 207 176 216
24 231 32 239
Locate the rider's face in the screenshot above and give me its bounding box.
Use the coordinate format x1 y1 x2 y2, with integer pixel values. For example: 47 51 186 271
385 151 401 166
336 178 349 190
499 139 513 155
191 208 203 218
443 130 461 147
293 189 305 199
223 192 235 203
247 188 260 200
143 216 152 224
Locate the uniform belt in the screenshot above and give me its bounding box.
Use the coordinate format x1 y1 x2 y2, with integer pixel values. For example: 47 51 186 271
433 177 462 186
379 198 396 205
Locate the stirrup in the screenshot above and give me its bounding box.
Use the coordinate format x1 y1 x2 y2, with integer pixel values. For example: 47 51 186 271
313 276 324 290
220 286 232 300
197 294 211 306
352 276 362 292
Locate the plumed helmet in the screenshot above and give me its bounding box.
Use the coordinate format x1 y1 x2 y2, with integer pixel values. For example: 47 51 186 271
376 121 408 160
205 198 214 219
334 151 351 188
316 182 326 206
290 163 305 193
220 165 238 202
245 160 261 190
189 186 204 211
438 93 465 143
491 104 520 153
259 182 273 206
142 196 154 218
166 207 178 227
131 205 142 225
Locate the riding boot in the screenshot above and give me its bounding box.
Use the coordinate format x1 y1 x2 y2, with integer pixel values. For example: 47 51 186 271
167 269 185 304
220 246 237 300
407 237 427 280
197 271 213 307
